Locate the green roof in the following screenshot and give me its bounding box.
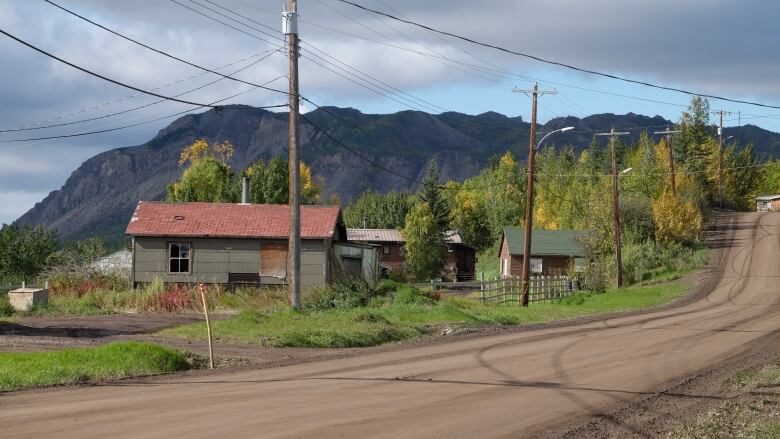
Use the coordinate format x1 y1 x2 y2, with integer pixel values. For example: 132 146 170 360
502 228 589 257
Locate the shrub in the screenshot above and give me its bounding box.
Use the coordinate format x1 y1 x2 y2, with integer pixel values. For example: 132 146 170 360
309 276 383 310
48 272 131 296
652 190 703 245
583 257 610 293
0 295 14 317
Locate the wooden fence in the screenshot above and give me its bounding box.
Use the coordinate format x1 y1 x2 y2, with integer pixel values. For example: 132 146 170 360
415 275 576 305
480 275 575 305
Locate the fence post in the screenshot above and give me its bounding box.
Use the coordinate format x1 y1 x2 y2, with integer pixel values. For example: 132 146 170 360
480 272 485 304
431 279 435 294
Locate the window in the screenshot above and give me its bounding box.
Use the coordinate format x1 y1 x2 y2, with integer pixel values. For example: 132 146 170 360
502 258 508 276
530 258 543 274
169 243 191 273
383 245 390 255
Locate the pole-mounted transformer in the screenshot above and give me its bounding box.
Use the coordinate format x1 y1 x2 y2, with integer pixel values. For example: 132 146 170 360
282 5 298 35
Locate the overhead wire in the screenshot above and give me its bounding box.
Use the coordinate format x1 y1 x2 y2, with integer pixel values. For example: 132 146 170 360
0 75 288 143
43 0 289 96
0 28 255 109
335 0 780 110
0 48 284 133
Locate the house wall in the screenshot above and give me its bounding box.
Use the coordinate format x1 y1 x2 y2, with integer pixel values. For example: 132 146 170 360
507 255 574 277
499 237 576 278
377 242 404 269
133 237 328 286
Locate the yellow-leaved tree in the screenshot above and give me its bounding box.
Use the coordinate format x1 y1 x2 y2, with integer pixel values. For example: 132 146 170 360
652 190 703 245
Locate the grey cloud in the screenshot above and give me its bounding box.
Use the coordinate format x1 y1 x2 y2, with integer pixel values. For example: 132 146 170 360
1 0 780 224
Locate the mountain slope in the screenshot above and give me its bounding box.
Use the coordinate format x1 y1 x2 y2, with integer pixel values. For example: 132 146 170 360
15 106 778 242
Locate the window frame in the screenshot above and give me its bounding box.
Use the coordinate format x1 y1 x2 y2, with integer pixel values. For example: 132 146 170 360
167 242 193 275
530 257 543 274
383 245 391 255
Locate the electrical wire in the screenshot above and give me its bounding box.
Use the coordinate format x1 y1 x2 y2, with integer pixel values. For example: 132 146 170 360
0 77 288 144
335 0 780 110
176 0 452 113
43 0 288 96
0 48 283 133
0 28 250 109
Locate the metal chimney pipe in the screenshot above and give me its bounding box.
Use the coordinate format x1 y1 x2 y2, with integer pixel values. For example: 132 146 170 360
241 176 250 204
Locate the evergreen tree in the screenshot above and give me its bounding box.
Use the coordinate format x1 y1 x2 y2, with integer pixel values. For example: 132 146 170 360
418 161 450 233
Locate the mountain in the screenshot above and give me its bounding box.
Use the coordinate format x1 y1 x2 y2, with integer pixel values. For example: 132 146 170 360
14 106 780 243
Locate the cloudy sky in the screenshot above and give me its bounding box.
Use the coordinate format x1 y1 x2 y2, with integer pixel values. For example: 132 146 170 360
1 0 779 225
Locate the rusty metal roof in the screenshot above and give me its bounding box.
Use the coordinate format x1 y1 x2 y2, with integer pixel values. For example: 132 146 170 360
126 201 340 239
347 228 464 244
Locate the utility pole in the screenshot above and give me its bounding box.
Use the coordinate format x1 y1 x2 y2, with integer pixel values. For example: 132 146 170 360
654 126 680 194
512 84 556 306
712 110 732 210
597 127 630 288
283 0 301 308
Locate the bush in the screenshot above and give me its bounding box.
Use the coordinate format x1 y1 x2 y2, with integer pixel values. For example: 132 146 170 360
387 267 407 283
0 295 14 317
583 257 610 293
309 276 383 310
48 272 131 296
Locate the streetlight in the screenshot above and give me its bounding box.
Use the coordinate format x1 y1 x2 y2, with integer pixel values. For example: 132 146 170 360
521 125 575 306
536 126 575 149
620 167 633 175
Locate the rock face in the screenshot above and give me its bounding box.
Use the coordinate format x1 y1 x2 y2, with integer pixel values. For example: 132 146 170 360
14 105 777 243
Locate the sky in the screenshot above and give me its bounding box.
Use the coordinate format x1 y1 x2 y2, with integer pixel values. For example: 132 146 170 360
1 0 780 225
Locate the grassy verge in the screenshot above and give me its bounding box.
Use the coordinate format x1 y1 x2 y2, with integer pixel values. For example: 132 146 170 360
0 341 190 392
671 365 780 438
161 280 691 348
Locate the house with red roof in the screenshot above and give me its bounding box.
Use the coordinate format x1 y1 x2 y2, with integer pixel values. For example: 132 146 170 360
125 201 377 287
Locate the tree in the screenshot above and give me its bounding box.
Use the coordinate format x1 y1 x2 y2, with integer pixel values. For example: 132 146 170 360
418 161 450 232
243 157 319 204
343 190 415 229
652 190 703 245
722 143 761 210
757 159 780 196
167 155 236 202
402 203 446 280
0 224 58 282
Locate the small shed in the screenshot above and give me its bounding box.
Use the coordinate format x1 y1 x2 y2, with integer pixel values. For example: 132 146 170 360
125 201 376 287
346 228 476 281
499 228 589 278
756 195 780 212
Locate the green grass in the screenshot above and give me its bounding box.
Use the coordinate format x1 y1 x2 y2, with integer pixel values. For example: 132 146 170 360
162 281 691 348
476 245 500 280
0 342 190 392
733 365 780 388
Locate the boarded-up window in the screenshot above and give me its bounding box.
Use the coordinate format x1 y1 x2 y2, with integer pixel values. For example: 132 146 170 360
261 242 287 278
341 257 362 276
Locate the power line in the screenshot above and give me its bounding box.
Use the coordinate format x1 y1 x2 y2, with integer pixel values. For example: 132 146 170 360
0 48 283 133
299 112 422 184
0 28 253 110
335 0 780 111
175 0 451 113
0 78 288 144
43 0 288 96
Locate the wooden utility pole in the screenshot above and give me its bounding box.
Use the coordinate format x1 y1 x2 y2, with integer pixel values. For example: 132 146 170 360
654 126 681 194
284 0 301 308
597 127 630 288
712 110 732 210
512 84 556 306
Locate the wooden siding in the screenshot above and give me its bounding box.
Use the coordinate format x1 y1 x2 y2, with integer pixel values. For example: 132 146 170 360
133 237 328 286
499 235 574 277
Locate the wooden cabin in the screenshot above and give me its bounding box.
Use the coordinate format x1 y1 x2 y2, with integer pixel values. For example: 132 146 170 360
499 228 589 278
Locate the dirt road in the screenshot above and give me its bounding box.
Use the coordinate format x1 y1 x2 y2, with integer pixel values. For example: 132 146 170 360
3 212 779 438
